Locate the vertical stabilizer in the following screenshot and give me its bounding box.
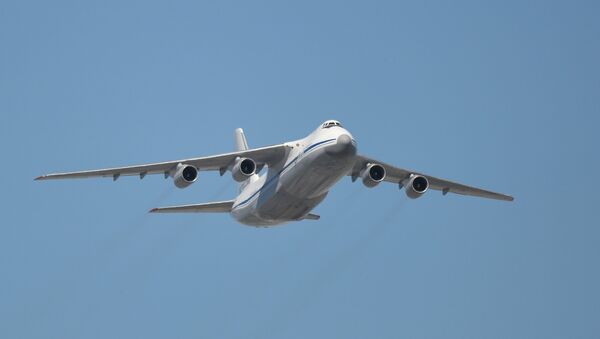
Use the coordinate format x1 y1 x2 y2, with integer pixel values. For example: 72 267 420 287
235 128 249 151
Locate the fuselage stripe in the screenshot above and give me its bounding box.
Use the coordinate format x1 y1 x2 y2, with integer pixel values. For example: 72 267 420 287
303 138 334 154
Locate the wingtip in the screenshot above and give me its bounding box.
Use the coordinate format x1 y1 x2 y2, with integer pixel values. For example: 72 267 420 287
34 175 45 181
148 208 159 213
500 194 515 202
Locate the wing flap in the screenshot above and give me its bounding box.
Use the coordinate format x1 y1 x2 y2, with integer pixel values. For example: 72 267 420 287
149 200 235 213
426 176 514 201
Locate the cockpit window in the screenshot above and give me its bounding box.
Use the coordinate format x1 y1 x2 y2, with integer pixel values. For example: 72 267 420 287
322 121 342 129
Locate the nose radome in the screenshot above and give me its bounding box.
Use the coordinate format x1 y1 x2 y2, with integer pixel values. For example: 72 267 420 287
338 134 352 146
326 134 357 155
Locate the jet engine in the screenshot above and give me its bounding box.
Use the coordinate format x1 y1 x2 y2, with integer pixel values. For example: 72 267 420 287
231 157 256 182
402 174 429 199
172 164 198 188
361 163 386 188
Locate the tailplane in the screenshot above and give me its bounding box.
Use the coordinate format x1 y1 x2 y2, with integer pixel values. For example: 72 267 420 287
301 213 320 221
149 200 234 213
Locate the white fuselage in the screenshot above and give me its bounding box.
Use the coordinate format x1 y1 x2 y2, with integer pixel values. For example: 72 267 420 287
231 126 357 226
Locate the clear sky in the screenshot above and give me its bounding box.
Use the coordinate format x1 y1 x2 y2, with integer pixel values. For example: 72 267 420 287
1 1 599 338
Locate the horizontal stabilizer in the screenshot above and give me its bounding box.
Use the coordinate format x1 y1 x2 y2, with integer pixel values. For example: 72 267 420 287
303 213 320 220
149 200 234 213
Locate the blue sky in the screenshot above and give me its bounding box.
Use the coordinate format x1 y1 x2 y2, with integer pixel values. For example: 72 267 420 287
1 1 599 338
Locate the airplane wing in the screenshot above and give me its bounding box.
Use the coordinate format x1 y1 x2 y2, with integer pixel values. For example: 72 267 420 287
149 200 234 213
350 154 513 201
35 144 291 181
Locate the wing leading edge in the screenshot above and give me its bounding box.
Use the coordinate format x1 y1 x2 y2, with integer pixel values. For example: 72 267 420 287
35 144 291 181
351 155 513 201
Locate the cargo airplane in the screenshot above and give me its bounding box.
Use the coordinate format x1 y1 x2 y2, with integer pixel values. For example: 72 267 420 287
36 120 513 226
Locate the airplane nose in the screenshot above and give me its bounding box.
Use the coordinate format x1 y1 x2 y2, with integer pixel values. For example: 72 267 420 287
326 134 357 156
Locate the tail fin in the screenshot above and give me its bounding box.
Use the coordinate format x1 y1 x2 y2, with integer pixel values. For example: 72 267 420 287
234 128 249 151
234 128 259 190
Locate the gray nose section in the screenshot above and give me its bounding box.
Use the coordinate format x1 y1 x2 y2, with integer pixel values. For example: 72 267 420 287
326 134 357 155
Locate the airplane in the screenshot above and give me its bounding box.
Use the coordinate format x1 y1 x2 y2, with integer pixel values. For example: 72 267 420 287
36 120 513 226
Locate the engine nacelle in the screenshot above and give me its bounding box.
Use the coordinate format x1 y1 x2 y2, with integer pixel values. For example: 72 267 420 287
361 163 386 188
172 164 198 189
402 174 429 199
231 157 256 182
